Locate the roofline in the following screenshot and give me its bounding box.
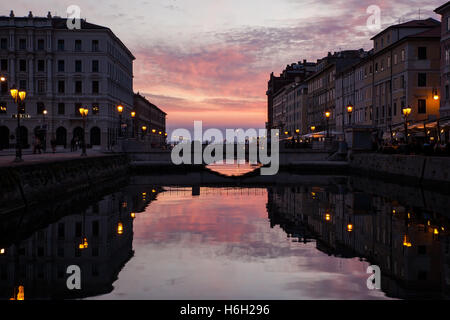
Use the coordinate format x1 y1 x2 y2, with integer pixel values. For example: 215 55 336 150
370 18 440 40
435 1 450 14
134 93 167 115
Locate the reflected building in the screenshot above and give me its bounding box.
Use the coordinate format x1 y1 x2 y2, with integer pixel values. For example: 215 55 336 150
0 186 162 299
267 180 450 299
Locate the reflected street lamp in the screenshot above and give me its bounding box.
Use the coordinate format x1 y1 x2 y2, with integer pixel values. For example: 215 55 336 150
402 106 412 144
10 85 27 162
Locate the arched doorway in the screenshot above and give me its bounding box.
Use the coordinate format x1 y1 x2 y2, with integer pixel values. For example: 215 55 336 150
56 127 67 147
15 126 28 148
0 126 9 149
73 127 83 141
90 127 101 146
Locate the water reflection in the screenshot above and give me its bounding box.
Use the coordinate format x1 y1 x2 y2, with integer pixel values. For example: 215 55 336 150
0 175 449 299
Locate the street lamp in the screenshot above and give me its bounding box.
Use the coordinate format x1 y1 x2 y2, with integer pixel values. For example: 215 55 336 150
311 126 316 132
325 111 331 138
10 85 26 162
42 109 48 152
347 103 353 125
0 76 6 82
131 111 136 138
402 106 412 144
117 104 124 137
433 88 439 101
141 125 147 140
79 107 89 156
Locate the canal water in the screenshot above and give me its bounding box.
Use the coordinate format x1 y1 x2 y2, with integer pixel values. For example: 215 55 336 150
1 171 449 300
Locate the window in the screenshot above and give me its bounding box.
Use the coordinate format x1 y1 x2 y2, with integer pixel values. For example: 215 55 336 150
401 49 405 61
393 102 397 116
387 57 391 68
92 104 99 115
448 16 450 31
19 59 26 72
57 39 65 51
0 102 6 114
375 63 378 72
19 80 26 90
92 40 99 52
58 103 65 115
401 75 405 88
418 73 427 87
92 220 99 236
19 38 26 50
37 39 44 50
92 81 99 94
394 54 398 65
58 60 65 72
0 81 7 94
75 102 82 115
418 99 426 114
58 223 65 239
75 39 82 51
0 59 7 71
446 85 449 100
37 102 45 115
37 80 46 93
0 38 6 49
75 60 82 72
75 81 82 94
418 47 427 60
75 222 82 237
37 60 45 72
92 60 99 72
58 80 65 93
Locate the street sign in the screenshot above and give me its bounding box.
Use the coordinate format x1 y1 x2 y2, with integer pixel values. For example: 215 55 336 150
12 114 31 119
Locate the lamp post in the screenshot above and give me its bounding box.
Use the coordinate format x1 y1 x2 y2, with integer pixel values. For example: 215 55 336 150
325 111 331 138
79 107 89 156
117 104 124 137
433 88 439 101
131 111 136 138
141 126 147 140
10 85 27 162
347 103 353 126
402 106 412 144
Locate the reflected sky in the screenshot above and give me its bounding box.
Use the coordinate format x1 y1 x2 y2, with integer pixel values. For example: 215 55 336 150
91 188 389 300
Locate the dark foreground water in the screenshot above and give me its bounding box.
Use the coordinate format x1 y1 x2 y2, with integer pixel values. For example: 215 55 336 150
1 172 449 300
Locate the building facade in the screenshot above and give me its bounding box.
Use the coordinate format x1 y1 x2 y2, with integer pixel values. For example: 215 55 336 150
435 2 450 119
266 60 316 132
306 50 365 135
133 93 167 145
0 11 135 152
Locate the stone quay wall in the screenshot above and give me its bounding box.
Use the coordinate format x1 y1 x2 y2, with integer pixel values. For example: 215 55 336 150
350 153 450 185
0 154 129 214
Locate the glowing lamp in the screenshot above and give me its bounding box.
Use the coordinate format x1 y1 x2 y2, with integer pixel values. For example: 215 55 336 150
325 214 331 221
18 90 26 101
16 286 24 301
296 129 300 133
433 89 439 101
10 86 18 101
434 228 439 235
311 126 316 131
0 76 5 82
131 111 136 118
117 222 123 235
347 104 353 113
131 212 136 219
0 248 5 254
117 105 124 114
402 106 412 117
347 224 353 232
325 111 331 118
142 126 147 132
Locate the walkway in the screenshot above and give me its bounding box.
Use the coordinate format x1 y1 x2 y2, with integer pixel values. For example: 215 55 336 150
0 149 110 167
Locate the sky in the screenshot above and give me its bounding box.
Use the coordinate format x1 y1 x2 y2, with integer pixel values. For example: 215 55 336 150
0 0 444 135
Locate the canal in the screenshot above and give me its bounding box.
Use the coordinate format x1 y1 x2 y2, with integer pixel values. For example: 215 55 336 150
0 170 449 300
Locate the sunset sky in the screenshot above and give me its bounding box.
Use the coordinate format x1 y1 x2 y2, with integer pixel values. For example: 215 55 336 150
1 0 444 135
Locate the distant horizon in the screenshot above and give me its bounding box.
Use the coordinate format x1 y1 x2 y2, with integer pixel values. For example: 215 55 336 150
0 0 444 136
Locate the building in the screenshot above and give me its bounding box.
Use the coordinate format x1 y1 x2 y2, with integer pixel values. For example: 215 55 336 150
435 2 450 142
0 10 135 152
133 93 167 145
266 60 316 131
272 81 308 137
368 18 441 136
305 50 366 135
